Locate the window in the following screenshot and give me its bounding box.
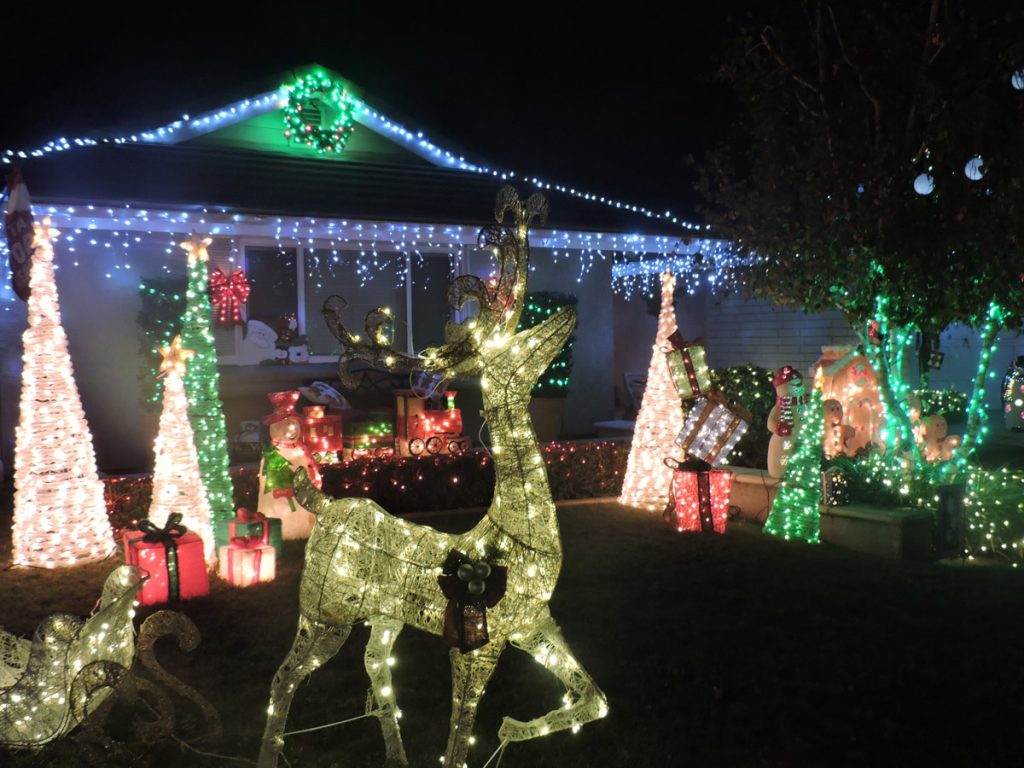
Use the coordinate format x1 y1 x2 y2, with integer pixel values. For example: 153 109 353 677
212 240 455 365
246 247 297 319
303 249 406 357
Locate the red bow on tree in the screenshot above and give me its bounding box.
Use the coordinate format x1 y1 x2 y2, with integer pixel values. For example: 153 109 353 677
208 268 251 327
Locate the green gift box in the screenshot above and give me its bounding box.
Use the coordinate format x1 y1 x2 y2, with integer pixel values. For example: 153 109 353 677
665 342 711 401
215 512 282 556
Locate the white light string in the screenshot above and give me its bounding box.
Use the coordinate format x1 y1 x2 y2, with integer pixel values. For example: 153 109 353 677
0 203 739 308
1 82 709 232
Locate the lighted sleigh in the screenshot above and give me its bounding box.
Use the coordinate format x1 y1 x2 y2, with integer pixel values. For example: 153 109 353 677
0 566 142 750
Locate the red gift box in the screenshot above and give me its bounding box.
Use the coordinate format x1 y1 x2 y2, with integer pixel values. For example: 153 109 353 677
123 521 210 606
664 458 733 534
218 516 276 587
301 406 344 454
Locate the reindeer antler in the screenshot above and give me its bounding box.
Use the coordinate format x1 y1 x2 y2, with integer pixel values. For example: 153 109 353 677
323 186 544 389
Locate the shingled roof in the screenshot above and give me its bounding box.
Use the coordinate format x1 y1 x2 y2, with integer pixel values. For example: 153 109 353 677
10 64 702 237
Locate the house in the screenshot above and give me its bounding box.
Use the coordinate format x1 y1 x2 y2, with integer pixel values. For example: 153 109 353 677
0 64 723 471
2 64 1017 473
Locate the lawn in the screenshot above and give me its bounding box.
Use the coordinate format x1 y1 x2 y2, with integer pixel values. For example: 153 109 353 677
2 497 1023 767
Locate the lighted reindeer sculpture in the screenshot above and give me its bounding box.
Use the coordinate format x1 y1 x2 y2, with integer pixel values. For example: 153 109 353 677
258 187 607 768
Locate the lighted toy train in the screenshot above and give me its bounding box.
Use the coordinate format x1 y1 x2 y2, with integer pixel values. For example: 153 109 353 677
395 389 472 456
261 387 473 462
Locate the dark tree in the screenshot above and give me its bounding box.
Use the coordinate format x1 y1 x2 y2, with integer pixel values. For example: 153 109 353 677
697 0 1024 476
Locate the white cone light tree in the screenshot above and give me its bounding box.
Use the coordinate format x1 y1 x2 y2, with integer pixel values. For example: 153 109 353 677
147 335 217 564
619 270 686 510
12 217 113 567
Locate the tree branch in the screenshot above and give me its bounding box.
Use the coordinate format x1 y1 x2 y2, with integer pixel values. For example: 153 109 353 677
827 5 882 151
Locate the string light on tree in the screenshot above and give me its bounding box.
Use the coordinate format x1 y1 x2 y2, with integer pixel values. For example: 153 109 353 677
12 217 113 568
147 335 217 564
618 271 686 510
179 236 235 541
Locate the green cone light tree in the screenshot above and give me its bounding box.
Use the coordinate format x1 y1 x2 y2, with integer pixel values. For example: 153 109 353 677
178 236 234 538
764 389 825 543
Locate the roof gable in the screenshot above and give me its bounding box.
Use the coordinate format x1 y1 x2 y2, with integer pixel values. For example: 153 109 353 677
4 63 708 235
185 104 433 166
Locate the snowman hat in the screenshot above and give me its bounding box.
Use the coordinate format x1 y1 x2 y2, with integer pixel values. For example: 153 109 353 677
262 390 301 424
773 366 803 387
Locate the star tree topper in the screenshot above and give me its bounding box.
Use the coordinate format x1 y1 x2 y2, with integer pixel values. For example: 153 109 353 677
32 216 60 247
179 235 212 265
159 335 195 376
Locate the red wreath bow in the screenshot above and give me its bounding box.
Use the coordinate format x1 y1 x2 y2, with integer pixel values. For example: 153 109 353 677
209 268 251 328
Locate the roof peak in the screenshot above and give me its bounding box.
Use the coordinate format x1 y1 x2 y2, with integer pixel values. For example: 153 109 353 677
3 64 708 234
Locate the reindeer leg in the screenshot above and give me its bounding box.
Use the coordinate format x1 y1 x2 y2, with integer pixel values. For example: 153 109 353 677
443 643 502 768
498 616 608 745
258 614 352 768
364 619 408 766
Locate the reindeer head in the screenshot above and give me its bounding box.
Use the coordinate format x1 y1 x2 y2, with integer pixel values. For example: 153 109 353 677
322 187 574 402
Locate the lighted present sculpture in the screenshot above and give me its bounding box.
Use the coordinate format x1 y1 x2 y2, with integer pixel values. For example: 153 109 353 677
259 188 607 768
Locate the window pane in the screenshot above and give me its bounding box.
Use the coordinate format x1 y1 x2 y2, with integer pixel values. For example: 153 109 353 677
246 247 297 320
410 256 453 350
303 250 407 356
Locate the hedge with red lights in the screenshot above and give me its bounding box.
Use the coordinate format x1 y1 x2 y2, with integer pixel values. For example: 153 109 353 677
103 441 628 530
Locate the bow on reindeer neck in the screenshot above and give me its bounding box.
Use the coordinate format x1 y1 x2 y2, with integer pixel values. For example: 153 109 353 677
437 550 508 653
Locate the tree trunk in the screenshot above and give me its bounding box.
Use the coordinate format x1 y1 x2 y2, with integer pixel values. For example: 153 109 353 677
942 300 1004 479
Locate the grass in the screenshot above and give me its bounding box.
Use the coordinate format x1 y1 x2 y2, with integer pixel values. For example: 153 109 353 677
2 498 1024 767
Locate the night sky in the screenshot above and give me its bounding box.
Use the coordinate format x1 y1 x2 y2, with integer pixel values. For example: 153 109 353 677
0 3 759 222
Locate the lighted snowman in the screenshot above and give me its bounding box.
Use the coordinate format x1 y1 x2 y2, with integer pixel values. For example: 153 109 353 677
256 390 316 539
767 366 806 478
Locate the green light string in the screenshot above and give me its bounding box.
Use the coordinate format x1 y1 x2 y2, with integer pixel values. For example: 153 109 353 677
516 292 577 397
137 279 186 408
180 251 235 530
282 71 357 155
915 388 967 419
859 294 923 467
940 299 1005 480
764 388 825 543
846 452 1024 564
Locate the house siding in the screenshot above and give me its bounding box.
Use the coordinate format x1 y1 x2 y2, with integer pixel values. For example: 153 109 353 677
611 283 1022 419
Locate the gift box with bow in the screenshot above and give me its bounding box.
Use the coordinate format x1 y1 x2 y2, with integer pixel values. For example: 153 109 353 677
123 513 210 605
664 457 734 534
218 510 276 587
665 332 712 402
675 394 752 466
215 507 282 559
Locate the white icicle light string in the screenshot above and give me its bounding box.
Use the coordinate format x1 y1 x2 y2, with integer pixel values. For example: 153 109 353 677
0 203 739 311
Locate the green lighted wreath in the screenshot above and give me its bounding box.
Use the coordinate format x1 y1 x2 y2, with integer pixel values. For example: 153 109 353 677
282 72 357 155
